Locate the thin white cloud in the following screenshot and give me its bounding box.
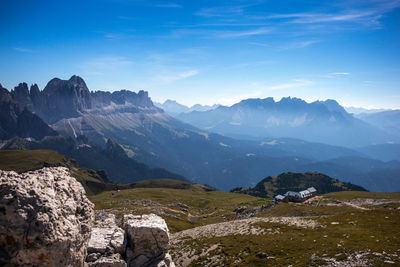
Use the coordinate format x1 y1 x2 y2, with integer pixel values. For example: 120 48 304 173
83 56 133 73
280 40 320 50
331 72 350 75
170 27 273 39
154 3 181 8
266 1 400 27
195 6 244 17
323 72 350 78
248 42 270 47
157 70 199 83
14 47 33 53
216 27 272 38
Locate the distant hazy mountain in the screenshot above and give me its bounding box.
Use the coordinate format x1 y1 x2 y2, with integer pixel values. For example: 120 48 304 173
231 171 366 198
5 75 399 192
296 156 400 192
355 110 400 140
345 106 388 114
357 144 400 162
178 97 396 147
155 99 220 116
0 84 57 140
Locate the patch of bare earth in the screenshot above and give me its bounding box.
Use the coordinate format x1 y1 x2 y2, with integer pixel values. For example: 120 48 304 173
170 216 321 266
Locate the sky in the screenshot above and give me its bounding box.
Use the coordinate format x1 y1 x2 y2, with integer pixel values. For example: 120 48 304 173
0 0 399 109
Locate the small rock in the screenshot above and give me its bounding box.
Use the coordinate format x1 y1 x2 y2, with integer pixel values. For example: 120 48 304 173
256 252 268 258
87 253 101 262
384 260 395 264
87 254 127 267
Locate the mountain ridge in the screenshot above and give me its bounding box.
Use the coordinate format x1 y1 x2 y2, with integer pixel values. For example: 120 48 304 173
177 96 396 147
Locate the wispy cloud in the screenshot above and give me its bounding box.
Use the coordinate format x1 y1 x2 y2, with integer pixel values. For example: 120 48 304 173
323 72 350 78
156 70 199 83
103 31 136 40
331 72 349 75
280 40 320 50
153 3 181 8
14 47 33 53
266 1 400 28
195 6 244 17
216 27 272 38
169 27 273 39
83 56 133 73
248 42 270 47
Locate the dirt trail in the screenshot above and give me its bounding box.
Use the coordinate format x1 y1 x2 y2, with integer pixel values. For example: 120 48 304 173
162 206 223 221
171 216 321 245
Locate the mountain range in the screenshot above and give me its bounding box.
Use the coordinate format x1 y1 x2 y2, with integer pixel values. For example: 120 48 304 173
1 75 399 192
155 99 220 116
177 97 399 147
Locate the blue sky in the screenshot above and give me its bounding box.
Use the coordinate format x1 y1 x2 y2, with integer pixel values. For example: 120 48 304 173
1 0 399 108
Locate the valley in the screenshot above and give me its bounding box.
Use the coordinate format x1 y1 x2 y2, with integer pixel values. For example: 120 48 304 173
1 76 400 192
2 1 399 266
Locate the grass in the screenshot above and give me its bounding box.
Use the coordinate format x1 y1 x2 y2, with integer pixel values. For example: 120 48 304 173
0 149 67 172
174 192 400 266
324 190 400 200
89 186 263 233
0 150 106 195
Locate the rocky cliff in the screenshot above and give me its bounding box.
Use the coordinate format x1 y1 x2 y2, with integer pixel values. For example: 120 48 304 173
8 75 157 124
0 84 58 140
0 167 175 267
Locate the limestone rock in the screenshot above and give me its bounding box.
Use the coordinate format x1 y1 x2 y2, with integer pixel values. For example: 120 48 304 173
0 167 94 267
87 253 127 267
87 212 126 255
124 214 172 267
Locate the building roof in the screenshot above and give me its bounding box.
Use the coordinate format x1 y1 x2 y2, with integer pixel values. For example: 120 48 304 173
307 187 317 193
299 190 311 195
285 191 301 197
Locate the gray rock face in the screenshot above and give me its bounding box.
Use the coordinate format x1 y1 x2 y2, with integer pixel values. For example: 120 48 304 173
87 253 127 267
0 167 94 267
87 211 127 266
124 214 174 267
0 166 175 267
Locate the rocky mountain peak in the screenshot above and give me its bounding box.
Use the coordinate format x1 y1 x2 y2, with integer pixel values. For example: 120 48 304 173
69 75 87 86
29 83 40 96
12 83 32 109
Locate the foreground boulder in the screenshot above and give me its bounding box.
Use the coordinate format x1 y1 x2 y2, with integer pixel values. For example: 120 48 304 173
87 211 127 267
0 167 94 266
124 214 175 267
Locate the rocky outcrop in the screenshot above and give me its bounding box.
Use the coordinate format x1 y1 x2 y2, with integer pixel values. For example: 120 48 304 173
0 166 175 267
124 214 174 267
86 211 127 267
87 212 175 267
0 167 94 266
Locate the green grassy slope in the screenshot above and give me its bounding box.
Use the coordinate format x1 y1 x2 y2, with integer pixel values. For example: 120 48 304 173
89 186 264 233
0 150 108 195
